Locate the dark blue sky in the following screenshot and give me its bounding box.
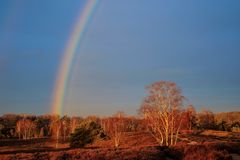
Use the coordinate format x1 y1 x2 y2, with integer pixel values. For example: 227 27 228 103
0 0 240 116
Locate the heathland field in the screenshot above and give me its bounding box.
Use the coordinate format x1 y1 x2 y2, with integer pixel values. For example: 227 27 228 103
0 130 240 160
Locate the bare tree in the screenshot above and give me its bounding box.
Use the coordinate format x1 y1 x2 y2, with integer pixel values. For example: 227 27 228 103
50 116 62 148
197 109 216 130
181 105 197 130
101 111 126 147
16 118 36 140
112 111 125 147
140 81 185 146
61 116 70 141
186 105 196 130
70 117 82 134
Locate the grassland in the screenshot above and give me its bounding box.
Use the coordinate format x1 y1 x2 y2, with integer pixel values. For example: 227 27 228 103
0 130 240 160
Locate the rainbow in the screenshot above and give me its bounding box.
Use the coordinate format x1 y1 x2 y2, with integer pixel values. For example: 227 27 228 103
51 0 99 115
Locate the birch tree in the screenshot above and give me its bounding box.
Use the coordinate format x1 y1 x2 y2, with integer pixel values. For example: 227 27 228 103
70 117 82 134
140 81 185 146
50 116 62 148
61 116 70 141
112 111 125 147
100 112 125 147
16 119 36 139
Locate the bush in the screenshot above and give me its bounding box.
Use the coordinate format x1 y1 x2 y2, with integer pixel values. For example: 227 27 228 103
70 120 105 148
156 146 183 160
33 152 50 160
182 143 238 160
56 152 72 160
207 150 232 160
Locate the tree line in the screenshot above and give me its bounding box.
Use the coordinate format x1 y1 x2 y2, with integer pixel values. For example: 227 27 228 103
0 81 239 147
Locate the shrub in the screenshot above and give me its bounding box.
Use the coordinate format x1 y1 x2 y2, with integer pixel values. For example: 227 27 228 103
156 146 183 160
33 152 50 160
182 143 237 160
207 150 232 160
56 152 72 160
70 120 105 148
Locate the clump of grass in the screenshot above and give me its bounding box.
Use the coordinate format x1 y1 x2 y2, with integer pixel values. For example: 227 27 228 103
33 152 50 160
156 146 183 160
55 152 72 160
182 142 240 160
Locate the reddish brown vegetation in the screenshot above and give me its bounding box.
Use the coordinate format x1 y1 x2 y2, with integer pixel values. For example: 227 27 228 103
0 131 240 160
1 142 239 160
179 142 240 160
140 81 187 146
0 81 240 159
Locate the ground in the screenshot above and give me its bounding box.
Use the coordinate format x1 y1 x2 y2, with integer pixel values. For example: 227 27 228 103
0 131 240 160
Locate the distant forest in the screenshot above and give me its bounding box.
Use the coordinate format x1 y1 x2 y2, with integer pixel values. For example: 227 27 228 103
0 110 239 140
0 81 240 147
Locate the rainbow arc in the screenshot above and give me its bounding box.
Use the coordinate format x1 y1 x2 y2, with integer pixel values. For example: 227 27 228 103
51 0 99 115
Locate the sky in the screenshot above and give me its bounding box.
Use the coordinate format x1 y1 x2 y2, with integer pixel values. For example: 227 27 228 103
0 0 240 116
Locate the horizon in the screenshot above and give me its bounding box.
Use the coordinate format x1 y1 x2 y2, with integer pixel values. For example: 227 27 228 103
0 0 240 116
1 109 240 118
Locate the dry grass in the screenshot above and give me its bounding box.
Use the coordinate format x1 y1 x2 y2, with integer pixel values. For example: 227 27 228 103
0 131 240 160
0 138 69 154
201 130 231 137
179 130 240 144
